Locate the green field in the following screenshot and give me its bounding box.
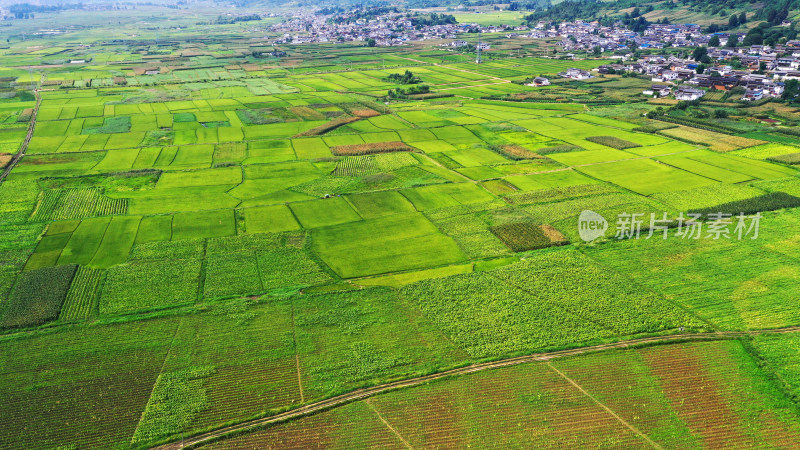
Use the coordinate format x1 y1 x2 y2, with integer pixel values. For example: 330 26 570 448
0 5 799 449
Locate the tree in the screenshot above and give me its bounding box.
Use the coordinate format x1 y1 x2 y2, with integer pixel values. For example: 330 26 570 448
739 12 747 25
709 35 720 47
743 28 763 46
696 63 706 74
782 79 800 103
367 38 376 47
692 46 708 61
593 45 602 56
728 15 739 29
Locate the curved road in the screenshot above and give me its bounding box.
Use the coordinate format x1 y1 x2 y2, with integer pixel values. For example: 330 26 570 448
153 326 800 449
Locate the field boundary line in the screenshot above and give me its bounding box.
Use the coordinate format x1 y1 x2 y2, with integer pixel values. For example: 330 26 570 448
0 90 41 183
546 362 663 449
150 326 800 449
366 399 414 449
290 304 305 403
133 318 183 444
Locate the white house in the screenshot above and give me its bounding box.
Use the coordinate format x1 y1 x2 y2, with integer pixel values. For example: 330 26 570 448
526 76 550 87
644 84 671 97
675 87 705 101
651 70 678 82
560 68 593 80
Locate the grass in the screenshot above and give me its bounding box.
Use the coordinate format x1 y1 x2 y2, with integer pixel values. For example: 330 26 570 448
242 205 300 234
100 253 201 315
1 264 77 328
491 222 568 252
59 266 102 320
400 183 495 211
312 213 466 278
584 135 641 150
57 217 112 265
172 209 236 240
345 190 416 218
576 158 716 196
3 26 800 450
289 197 362 229
688 192 800 217
584 209 800 330
400 248 702 359
330 141 413 156
89 215 141 268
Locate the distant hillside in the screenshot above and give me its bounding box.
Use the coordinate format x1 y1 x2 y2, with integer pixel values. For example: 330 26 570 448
525 0 800 29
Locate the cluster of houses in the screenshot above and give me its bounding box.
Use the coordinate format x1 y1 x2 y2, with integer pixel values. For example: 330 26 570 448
549 21 752 53
269 8 798 104
518 21 712 52
446 40 491 50
270 9 517 46
641 85 705 101
558 68 593 80
596 56 788 101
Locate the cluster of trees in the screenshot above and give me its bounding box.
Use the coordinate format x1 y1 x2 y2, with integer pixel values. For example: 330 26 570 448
523 0 798 40
628 6 654 18
252 50 285 58
507 1 551 11
387 84 430 98
316 6 345 15
327 6 400 24
410 13 456 27
760 4 791 26
692 46 712 63
384 70 421 84
408 0 543 7
738 21 798 46
782 79 800 103
8 3 75 19
727 12 748 28
524 0 603 23
215 14 260 25
625 16 650 33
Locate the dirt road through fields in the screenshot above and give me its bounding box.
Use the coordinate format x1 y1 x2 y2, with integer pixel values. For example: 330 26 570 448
153 326 800 449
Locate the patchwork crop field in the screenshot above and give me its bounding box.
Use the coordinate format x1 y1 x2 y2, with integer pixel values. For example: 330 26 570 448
0 5 800 449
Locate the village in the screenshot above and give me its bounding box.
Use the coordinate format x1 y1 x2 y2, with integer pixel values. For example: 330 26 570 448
266 8 800 103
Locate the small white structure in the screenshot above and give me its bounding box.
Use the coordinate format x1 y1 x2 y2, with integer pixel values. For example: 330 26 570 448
527 76 550 87
675 87 705 101
644 84 671 97
559 68 593 80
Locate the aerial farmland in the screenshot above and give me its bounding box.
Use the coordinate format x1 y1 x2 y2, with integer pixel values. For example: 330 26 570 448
1 1 800 448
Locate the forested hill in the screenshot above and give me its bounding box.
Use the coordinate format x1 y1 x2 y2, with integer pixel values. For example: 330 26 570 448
525 0 799 29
